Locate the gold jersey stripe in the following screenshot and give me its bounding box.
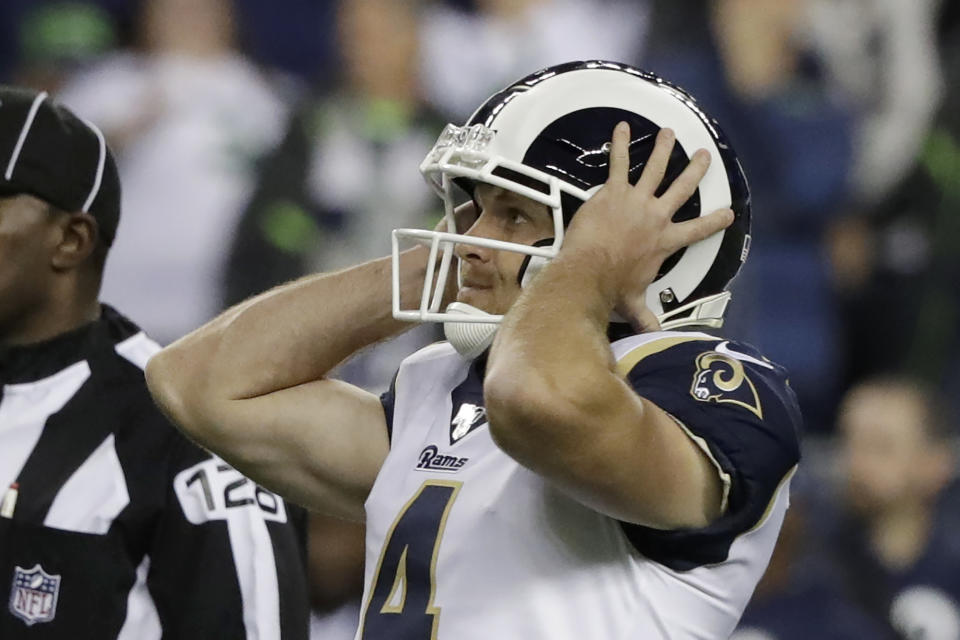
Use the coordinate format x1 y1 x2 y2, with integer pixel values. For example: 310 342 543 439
615 335 718 377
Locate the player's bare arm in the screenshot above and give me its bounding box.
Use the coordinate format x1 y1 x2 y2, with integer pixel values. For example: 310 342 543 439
146 245 443 520
485 123 734 529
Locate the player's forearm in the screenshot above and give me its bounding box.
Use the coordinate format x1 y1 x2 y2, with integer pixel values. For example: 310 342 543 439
486 247 620 434
148 247 431 402
495 244 615 365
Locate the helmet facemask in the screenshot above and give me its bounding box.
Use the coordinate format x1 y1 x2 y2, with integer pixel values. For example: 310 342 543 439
391 123 584 358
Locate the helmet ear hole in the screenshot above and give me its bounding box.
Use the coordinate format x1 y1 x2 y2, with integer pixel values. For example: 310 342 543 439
517 238 556 288
560 192 583 225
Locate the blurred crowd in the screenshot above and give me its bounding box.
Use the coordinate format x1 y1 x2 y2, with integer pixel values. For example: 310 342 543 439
3 0 957 638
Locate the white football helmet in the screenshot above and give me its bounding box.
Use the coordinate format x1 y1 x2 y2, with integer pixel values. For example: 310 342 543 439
391 61 751 358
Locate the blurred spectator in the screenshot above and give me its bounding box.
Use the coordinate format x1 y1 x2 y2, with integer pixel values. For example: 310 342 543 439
232 0 338 82
829 3 960 418
732 489 889 640
805 0 943 207
646 0 855 430
11 1 119 93
308 514 365 640
224 0 443 392
59 0 291 344
0 0 136 81
0 0 340 88
830 376 960 640
419 0 649 120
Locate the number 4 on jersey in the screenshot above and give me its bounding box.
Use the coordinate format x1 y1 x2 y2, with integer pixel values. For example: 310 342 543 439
360 480 461 640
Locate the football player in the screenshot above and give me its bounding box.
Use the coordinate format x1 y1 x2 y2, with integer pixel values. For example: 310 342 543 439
147 61 802 639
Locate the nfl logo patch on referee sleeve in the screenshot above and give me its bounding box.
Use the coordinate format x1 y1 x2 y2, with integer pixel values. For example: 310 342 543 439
9 564 61 626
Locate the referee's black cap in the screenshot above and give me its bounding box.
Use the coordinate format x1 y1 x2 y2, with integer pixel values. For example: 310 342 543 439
0 85 120 246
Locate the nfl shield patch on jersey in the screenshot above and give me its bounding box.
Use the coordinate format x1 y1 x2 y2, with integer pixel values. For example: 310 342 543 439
450 403 486 445
9 564 61 626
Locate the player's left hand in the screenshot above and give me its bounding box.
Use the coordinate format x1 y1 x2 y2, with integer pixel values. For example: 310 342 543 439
561 122 734 330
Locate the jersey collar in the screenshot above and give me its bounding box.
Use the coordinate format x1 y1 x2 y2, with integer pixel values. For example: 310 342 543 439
0 305 136 384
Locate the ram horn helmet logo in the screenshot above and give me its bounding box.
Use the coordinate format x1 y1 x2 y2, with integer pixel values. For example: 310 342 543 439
9 564 61 626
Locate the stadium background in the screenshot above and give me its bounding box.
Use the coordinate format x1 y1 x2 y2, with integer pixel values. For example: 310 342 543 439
2 0 957 637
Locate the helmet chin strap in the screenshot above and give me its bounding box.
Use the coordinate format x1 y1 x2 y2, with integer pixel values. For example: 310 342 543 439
657 292 731 330
518 238 555 289
443 302 499 359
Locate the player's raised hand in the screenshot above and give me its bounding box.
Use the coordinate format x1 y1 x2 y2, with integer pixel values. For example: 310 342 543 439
562 121 734 330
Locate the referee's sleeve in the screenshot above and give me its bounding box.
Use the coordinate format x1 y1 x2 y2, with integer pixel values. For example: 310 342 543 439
146 433 310 639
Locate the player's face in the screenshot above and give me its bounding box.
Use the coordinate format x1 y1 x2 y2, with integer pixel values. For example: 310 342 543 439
454 184 554 315
0 195 58 343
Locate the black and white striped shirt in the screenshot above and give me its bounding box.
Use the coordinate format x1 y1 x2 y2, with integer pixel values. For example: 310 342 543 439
0 306 310 639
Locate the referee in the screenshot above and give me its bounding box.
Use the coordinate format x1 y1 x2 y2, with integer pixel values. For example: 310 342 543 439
0 86 310 638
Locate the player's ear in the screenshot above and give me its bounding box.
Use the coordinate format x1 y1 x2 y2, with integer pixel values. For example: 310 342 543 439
50 210 98 271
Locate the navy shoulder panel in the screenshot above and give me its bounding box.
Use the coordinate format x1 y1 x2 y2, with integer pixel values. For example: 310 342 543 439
613 333 802 571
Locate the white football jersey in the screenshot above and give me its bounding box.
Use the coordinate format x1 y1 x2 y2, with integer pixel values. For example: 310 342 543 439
356 331 801 639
